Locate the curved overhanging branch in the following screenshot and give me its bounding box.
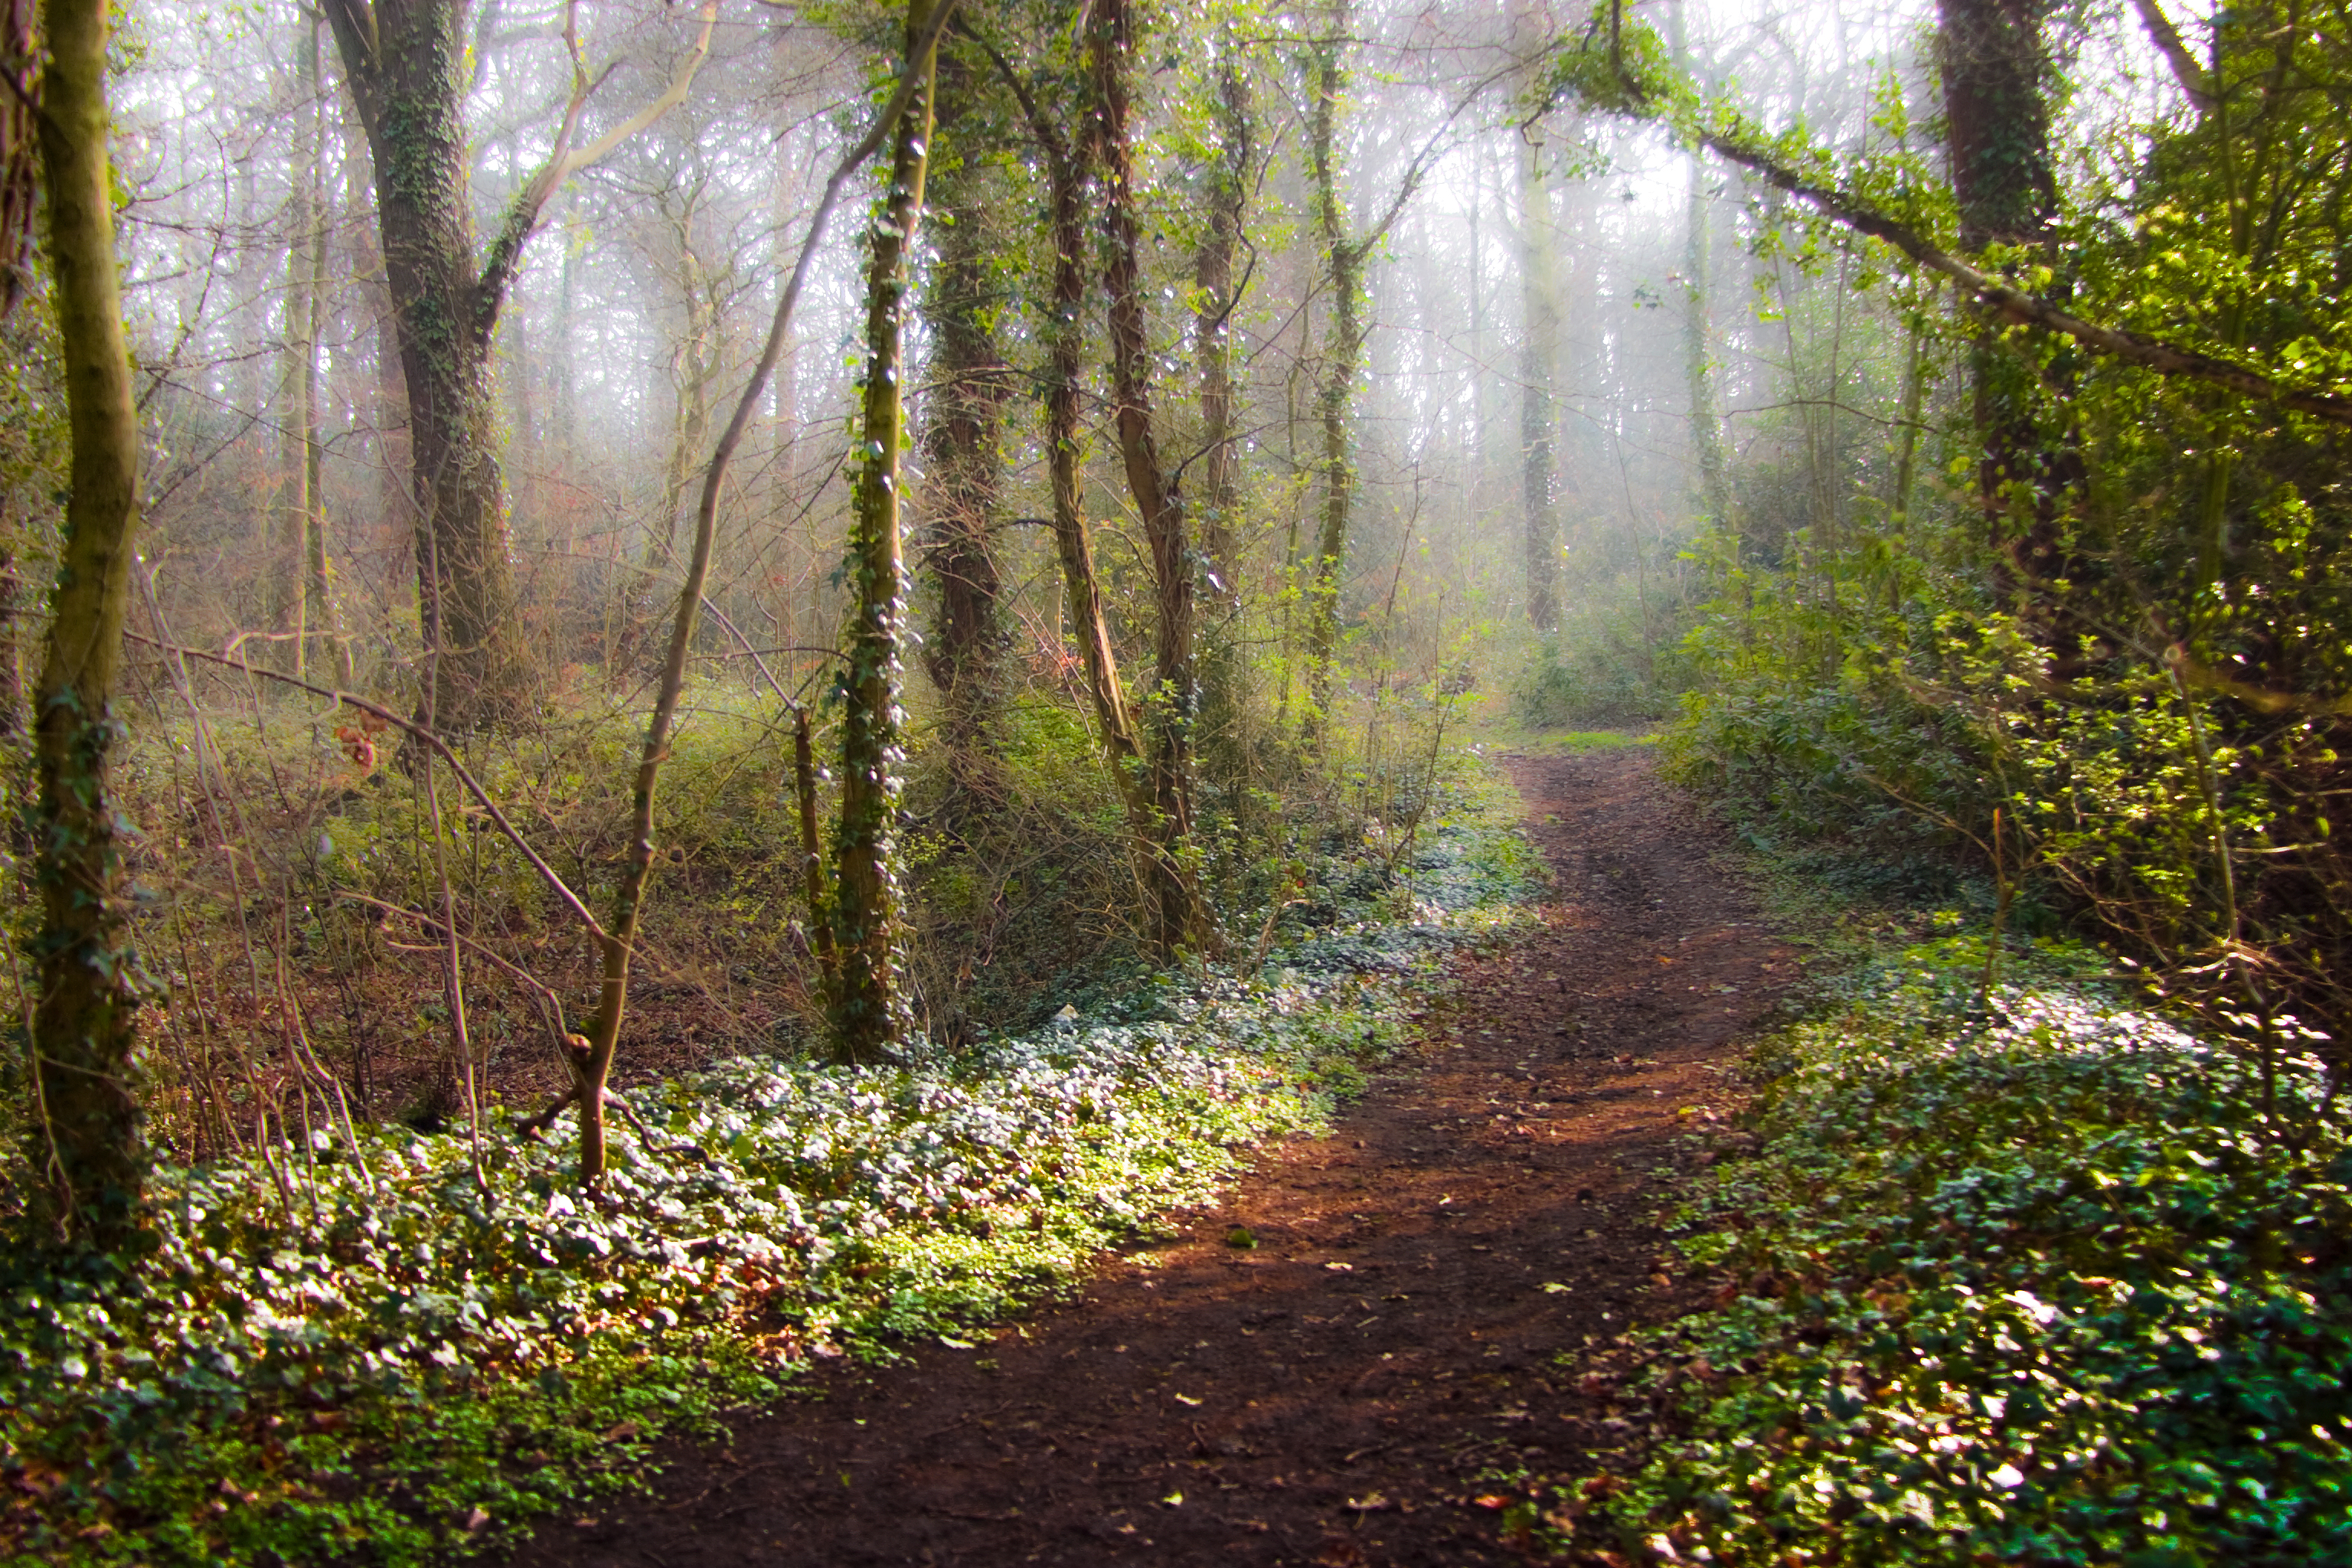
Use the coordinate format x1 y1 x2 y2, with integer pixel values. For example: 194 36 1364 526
1686 129 2352 430
1557 15 2352 431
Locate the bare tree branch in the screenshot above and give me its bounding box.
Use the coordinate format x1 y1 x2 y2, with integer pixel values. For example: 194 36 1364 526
475 0 719 338
122 633 612 943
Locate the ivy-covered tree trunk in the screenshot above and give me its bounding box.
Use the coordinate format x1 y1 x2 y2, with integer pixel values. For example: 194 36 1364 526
325 0 529 730
1937 0 2082 624
1192 50 1252 760
1029 77 1139 767
828 0 939 1065
1194 52 1250 619
27 0 148 1244
1303 28 1364 736
918 59 1012 759
1087 0 1210 958
979 19 1179 864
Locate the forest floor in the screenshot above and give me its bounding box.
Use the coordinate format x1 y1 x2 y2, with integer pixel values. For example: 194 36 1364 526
507 743 1801 1568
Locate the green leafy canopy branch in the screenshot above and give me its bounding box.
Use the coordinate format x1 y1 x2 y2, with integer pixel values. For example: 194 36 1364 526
1537 1 2352 431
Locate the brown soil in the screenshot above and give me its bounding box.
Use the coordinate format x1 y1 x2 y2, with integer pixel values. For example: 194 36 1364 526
508 745 1798 1567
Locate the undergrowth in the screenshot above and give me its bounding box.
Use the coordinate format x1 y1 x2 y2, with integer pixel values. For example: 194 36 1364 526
0 759 1541 1566
1548 939 2352 1565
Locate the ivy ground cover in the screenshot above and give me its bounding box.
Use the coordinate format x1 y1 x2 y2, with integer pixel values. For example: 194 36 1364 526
0 776 1544 1566
1589 942 2352 1565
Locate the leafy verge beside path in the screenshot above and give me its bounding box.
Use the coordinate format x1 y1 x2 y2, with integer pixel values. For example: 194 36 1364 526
0 772 1541 1567
1573 942 2352 1565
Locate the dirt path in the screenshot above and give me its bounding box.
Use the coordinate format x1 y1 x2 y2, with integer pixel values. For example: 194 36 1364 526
511 746 1796 1567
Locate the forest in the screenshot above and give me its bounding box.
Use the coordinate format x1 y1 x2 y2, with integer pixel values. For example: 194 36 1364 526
0 0 2347 1560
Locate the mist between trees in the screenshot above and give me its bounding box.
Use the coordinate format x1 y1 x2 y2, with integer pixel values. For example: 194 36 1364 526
1 0 2345 1306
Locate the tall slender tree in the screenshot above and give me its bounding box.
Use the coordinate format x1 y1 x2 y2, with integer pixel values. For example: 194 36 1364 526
828 0 942 1063
1517 119 1565 632
26 0 148 1243
917 51 1014 760
1087 0 1212 956
1302 18 1364 734
1668 0 1733 543
1194 49 1252 620
1936 0 2080 614
276 18 350 685
1298 2 1446 732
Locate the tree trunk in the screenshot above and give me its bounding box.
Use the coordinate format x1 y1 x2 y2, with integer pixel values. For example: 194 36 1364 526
1087 0 1210 958
1669 0 1733 541
1937 0 2082 626
1518 122 1564 633
619 207 718 680
974 13 1224 951
1034 104 1139 766
325 0 530 730
572 1 944 1178
1886 314 1930 609
918 59 1011 756
27 0 147 1244
270 154 308 659
828 0 939 1064
286 19 349 685
1194 52 1250 618
0 0 34 319
1302 27 1362 734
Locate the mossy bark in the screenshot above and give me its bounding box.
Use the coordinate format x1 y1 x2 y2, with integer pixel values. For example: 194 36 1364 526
828 2 940 1065
325 0 530 730
1088 0 1211 959
1194 53 1250 619
917 61 1012 759
1033 93 1138 766
28 0 148 1244
1302 27 1363 737
1937 0 2084 634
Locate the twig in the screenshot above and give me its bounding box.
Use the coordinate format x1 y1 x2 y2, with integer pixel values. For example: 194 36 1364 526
122 632 612 944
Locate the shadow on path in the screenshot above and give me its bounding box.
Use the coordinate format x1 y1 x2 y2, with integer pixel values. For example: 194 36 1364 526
510 746 1796 1566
